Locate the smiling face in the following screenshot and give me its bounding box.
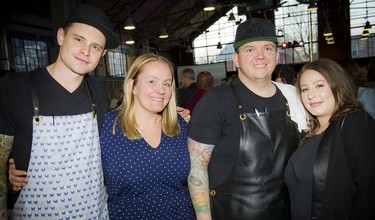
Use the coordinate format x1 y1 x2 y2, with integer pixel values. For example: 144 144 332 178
299 69 336 125
57 23 107 76
130 60 173 115
232 41 279 83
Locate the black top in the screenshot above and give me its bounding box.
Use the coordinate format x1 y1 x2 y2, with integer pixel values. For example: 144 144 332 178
0 68 107 171
177 82 197 107
284 133 324 220
188 78 285 187
285 111 375 220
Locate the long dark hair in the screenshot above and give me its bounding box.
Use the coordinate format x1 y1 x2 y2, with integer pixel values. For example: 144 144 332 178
295 59 364 138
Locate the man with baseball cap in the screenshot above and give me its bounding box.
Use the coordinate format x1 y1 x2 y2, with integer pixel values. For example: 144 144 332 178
0 4 119 219
188 18 307 220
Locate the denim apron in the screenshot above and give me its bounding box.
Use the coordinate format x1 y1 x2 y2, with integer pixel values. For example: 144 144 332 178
209 84 300 220
12 74 108 219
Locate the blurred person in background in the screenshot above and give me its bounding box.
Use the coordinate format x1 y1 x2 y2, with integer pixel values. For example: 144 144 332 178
177 68 197 107
184 71 214 113
339 59 375 118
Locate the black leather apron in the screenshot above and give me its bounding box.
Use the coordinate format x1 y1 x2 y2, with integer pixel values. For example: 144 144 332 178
209 84 300 220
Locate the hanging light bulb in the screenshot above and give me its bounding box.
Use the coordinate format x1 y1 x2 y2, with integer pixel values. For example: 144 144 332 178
159 28 168 39
363 0 371 31
217 42 222 49
277 30 284 37
362 29 370 37
323 23 333 36
203 2 215 11
325 35 333 41
124 6 135 30
124 17 135 30
228 13 236 23
125 34 135 44
361 35 369 40
364 21 372 31
307 1 318 11
327 39 335 45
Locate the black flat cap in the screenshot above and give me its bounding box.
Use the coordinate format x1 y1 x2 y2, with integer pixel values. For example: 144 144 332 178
65 4 120 49
233 18 278 50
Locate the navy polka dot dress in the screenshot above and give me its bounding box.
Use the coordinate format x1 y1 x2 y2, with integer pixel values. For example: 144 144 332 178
100 112 196 220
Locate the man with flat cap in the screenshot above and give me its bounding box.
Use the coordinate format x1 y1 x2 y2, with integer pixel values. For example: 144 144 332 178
0 4 119 219
188 18 307 220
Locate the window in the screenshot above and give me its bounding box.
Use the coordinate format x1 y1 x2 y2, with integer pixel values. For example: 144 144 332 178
350 0 375 58
193 7 246 72
193 2 318 68
106 51 127 77
11 38 49 72
352 44 359 57
274 0 318 64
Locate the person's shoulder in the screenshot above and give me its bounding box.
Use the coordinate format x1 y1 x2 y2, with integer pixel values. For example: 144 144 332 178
273 81 296 91
0 71 34 90
341 110 375 127
177 113 188 126
211 83 232 93
102 110 119 127
187 82 198 90
358 86 375 97
350 110 373 119
105 110 118 118
339 111 375 147
85 76 104 88
85 76 106 99
1 71 28 80
200 84 230 101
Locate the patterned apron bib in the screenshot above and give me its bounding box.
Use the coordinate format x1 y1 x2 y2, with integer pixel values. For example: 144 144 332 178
12 73 108 219
12 113 109 219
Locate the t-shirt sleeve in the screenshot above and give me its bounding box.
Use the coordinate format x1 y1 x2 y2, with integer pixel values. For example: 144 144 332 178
188 90 223 145
0 74 16 135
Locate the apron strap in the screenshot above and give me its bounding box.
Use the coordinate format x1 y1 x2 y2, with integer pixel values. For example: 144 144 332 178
28 72 41 124
28 74 97 123
229 83 247 121
83 79 96 118
230 82 291 120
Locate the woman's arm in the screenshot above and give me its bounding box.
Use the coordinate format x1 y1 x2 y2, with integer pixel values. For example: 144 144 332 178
342 112 375 219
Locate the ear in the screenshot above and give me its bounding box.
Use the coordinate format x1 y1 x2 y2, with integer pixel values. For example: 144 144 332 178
275 50 280 64
57 28 65 46
102 49 107 57
128 79 135 94
232 52 239 68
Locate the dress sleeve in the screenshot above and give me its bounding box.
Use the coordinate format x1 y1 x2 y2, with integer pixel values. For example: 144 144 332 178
341 111 375 219
0 73 16 135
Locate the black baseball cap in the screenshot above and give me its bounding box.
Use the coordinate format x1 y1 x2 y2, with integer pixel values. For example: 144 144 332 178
233 18 278 50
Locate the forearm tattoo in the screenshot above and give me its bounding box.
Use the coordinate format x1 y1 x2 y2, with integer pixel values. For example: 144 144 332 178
0 134 13 216
188 138 214 215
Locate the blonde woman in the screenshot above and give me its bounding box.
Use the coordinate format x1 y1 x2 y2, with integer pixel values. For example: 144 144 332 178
100 53 195 219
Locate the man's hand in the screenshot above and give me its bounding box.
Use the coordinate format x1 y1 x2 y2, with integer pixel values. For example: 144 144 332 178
8 158 28 191
177 106 191 123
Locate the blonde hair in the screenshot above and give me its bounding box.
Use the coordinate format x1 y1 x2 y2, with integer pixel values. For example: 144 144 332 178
114 53 179 139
